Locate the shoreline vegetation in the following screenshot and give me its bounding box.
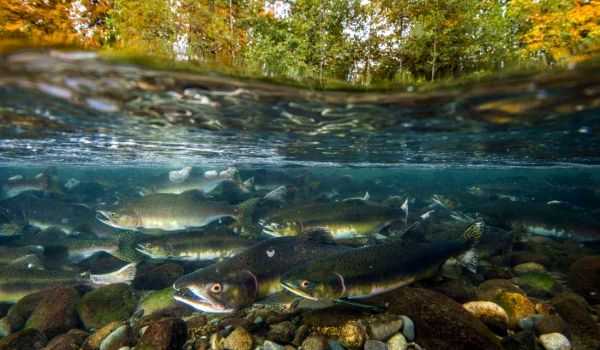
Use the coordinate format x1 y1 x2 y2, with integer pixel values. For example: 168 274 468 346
1 0 599 91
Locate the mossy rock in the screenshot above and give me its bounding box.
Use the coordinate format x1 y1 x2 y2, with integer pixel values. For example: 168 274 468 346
513 272 562 298
24 287 80 338
136 288 177 316
493 291 535 329
77 283 138 330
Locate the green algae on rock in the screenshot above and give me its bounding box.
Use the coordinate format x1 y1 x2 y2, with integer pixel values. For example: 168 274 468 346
77 283 138 330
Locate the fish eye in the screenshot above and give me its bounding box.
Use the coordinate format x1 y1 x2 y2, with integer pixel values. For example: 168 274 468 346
300 280 311 289
210 283 222 293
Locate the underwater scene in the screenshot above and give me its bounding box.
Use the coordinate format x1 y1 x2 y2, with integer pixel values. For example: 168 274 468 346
0 49 600 350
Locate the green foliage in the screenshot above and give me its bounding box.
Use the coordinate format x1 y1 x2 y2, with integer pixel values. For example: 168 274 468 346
2 0 599 88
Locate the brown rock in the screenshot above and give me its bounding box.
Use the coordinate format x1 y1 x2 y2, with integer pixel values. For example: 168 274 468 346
477 279 525 301
568 255 600 304
369 287 503 350
42 329 88 350
25 287 81 339
267 320 295 344
80 321 122 350
222 327 252 350
0 328 47 350
300 336 328 350
136 317 187 350
494 291 536 329
534 315 569 337
552 293 600 350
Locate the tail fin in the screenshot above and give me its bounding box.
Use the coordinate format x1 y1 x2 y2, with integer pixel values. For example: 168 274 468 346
463 221 484 245
89 262 137 285
235 197 261 236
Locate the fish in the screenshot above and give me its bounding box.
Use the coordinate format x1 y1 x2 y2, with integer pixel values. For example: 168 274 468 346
143 167 250 195
0 193 101 236
172 230 349 313
0 170 55 199
280 222 483 302
0 245 44 266
42 237 121 263
259 200 404 240
96 191 238 232
0 263 136 302
135 229 257 261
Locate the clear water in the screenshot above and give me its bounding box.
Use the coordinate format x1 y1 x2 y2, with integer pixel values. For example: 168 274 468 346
0 50 599 348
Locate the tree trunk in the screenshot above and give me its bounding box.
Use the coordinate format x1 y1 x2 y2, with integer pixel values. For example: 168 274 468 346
431 36 437 81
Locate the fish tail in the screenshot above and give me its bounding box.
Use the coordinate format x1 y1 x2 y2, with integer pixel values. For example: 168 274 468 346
463 221 484 245
235 197 261 235
89 262 137 285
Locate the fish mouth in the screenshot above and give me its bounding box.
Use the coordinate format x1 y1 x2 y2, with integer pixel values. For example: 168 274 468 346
173 286 233 314
280 281 319 301
96 210 115 227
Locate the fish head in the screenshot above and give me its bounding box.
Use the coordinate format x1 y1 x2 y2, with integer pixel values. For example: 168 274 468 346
280 268 345 301
172 269 258 313
96 209 139 230
261 220 302 237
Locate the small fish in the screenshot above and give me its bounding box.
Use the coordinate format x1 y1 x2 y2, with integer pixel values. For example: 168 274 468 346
280 222 483 302
0 263 136 302
259 200 404 240
1 170 53 199
144 167 251 195
96 191 239 232
135 229 256 261
172 230 349 313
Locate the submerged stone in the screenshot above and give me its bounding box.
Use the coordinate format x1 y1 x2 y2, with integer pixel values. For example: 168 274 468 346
77 284 138 330
568 255 600 304
369 287 503 350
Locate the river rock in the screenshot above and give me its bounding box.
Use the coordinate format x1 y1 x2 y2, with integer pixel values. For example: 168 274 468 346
511 252 551 267
0 290 45 336
0 328 47 350
494 291 536 329
42 329 89 350
223 326 252 350
77 284 137 330
302 308 367 348
136 317 187 350
366 315 403 341
568 255 600 304
513 272 562 298
136 288 178 316
300 336 328 350
364 339 387 350
387 333 407 350
433 279 477 303
25 287 80 339
539 333 571 350
263 340 286 350
369 287 503 350
98 324 132 350
463 301 509 334
551 293 600 350
501 330 540 350
267 320 295 344
477 279 525 300
81 321 122 350
398 316 413 342
534 315 569 336
513 262 546 275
